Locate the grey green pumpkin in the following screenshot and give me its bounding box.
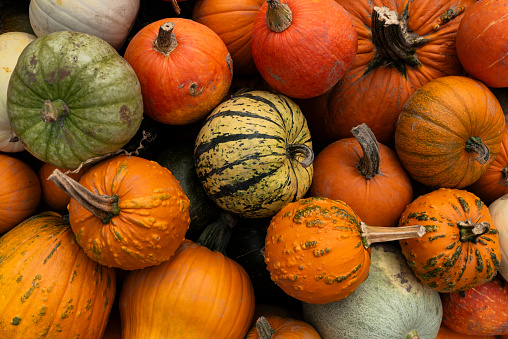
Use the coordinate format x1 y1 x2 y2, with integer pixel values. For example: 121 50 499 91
7 30 143 169
194 90 314 218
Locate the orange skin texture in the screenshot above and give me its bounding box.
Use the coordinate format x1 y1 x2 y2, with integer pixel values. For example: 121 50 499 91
264 197 371 305
441 276 508 336
436 323 496 339
467 124 508 205
68 155 190 270
0 153 41 233
399 188 500 293
395 76 506 189
119 240 255 339
456 0 508 88
299 0 475 148
251 0 358 99
124 18 233 125
193 0 265 75
245 316 321 339
309 137 413 227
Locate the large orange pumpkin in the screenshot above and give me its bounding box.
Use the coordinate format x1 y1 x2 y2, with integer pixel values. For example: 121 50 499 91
298 0 475 149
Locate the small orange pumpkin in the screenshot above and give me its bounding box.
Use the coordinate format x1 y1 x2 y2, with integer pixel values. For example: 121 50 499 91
436 323 496 339
245 316 321 339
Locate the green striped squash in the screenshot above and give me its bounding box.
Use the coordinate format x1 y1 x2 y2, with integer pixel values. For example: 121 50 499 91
194 90 314 218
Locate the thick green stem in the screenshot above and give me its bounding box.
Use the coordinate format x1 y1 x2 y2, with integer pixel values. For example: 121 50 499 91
286 143 314 168
153 22 178 56
256 316 276 339
465 136 490 165
405 330 420 339
266 0 293 33
351 123 380 180
458 220 491 243
40 99 69 123
196 211 238 254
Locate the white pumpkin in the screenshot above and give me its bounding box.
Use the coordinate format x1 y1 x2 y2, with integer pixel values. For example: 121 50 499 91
489 194 508 281
0 31 36 153
29 0 140 50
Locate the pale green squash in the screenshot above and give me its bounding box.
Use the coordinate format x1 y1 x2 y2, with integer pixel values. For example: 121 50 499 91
302 242 442 339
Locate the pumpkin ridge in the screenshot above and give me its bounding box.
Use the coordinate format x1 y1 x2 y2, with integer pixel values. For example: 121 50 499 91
205 109 285 130
240 92 288 123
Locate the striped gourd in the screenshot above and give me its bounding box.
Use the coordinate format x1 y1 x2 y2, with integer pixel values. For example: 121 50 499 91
194 90 314 218
399 188 500 293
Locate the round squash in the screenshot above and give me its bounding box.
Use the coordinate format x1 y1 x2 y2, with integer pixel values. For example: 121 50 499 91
395 76 506 188
399 188 500 293
0 211 116 338
194 89 314 218
7 30 143 170
302 243 443 339
246 316 321 339
489 194 508 281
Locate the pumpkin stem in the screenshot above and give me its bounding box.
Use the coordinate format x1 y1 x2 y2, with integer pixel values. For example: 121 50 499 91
458 220 491 242
286 143 314 168
47 169 120 224
368 5 429 76
405 330 420 339
8 132 19 143
196 211 238 254
170 0 181 15
266 0 293 33
360 222 426 248
153 22 178 56
256 316 276 339
40 99 69 123
503 166 508 186
351 123 380 180
465 136 490 165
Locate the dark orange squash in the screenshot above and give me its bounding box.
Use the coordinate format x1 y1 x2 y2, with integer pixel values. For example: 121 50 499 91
436 323 496 339
245 316 321 339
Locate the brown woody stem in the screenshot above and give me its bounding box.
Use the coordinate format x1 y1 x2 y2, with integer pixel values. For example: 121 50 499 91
458 220 490 242
266 0 293 33
286 143 314 168
503 166 508 186
360 222 426 248
48 169 120 224
40 99 69 123
171 0 181 15
351 123 380 180
465 136 490 165
256 316 276 339
153 22 178 56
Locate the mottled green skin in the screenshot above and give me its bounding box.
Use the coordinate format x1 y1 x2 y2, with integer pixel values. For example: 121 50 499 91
7 30 143 169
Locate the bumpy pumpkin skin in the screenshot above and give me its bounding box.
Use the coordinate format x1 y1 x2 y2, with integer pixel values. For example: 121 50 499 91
120 240 255 339
0 212 116 338
399 188 500 293
68 155 190 270
264 197 371 304
395 76 506 189
7 30 143 170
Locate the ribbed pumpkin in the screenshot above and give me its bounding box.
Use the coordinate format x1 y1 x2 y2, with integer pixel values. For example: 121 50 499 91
395 76 506 189
299 0 475 148
399 188 500 293
119 239 255 339
0 153 41 234
48 155 190 270
7 30 143 170
264 197 426 304
246 316 321 339
0 212 116 338
194 89 314 218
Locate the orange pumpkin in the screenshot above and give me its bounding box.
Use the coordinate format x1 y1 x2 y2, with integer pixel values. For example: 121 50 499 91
119 239 255 339
436 323 496 339
399 188 500 293
0 153 41 233
264 196 426 304
48 155 190 270
246 316 321 339
192 0 265 75
395 76 506 189
309 123 413 227
124 18 233 125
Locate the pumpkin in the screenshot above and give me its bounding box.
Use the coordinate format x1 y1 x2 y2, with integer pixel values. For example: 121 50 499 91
0 211 116 338
246 316 321 339
399 188 500 293
119 239 255 339
28 0 140 50
0 31 36 153
264 196 426 304
124 18 233 125
302 243 443 339
251 0 357 99
455 0 508 88
298 0 475 149
436 323 497 339
395 76 506 189
192 0 265 75
441 276 508 336
47 155 191 270
467 125 508 205
7 30 143 170
489 194 508 281
0 0 35 35
194 89 314 218
309 123 413 227
0 153 41 234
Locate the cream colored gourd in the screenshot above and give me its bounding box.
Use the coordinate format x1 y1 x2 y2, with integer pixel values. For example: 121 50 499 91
29 0 139 50
489 194 508 281
0 32 36 152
